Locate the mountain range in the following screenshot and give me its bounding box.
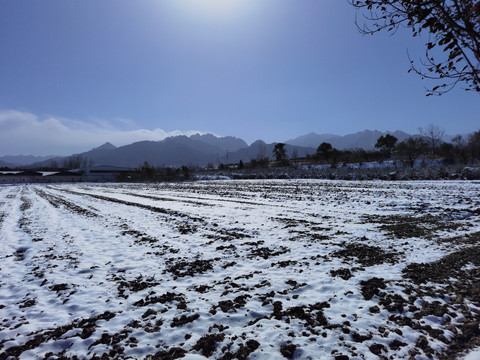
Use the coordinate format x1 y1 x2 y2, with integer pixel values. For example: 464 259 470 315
0 130 434 168
285 130 414 149
0 155 57 168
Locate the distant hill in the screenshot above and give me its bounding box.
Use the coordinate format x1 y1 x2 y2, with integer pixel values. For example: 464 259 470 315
189 134 247 153
0 159 14 168
91 136 225 167
29 142 118 168
91 142 117 152
30 134 248 168
285 132 341 148
285 130 413 150
80 142 118 161
0 155 57 167
11 129 458 169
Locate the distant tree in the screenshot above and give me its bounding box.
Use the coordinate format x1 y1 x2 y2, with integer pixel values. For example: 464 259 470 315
249 158 269 168
396 137 428 167
452 134 466 147
419 124 445 151
164 167 176 180
49 160 59 169
467 130 480 161
238 160 245 169
349 0 480 94
448 134 468 163
316 142 333 161
291 148 298 160
140 161 155 178
375 134 398 158
257 143 266 160
181 165 190 179
63 155 87 170
273 143 288 164
438 142 455 164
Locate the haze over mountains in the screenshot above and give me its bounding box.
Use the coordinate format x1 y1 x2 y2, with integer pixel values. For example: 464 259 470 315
0 155 57 168
285 130 414 149
1 130 431 168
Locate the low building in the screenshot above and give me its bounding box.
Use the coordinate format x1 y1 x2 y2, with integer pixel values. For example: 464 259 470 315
0 170 82 184
70 165 135 182
0 165 135 184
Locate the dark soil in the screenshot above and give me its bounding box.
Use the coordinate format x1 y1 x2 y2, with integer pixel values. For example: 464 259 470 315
280 343 297 358
364 213 464 239
193 333 225 357
149 347 187 360
219 339 260 360
0 311 116 360
166 259 215 278
404 242 480 285
170 314 200 327
248 246 290 260
34 189 99 218
49 283 70 292
213 294 251 313
115 275 160 298
330 268 353 280
133 292 186 307
351 238 480 360
332 243 398 267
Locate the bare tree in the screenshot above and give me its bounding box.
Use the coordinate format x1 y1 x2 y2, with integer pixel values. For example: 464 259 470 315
292 148 298 160
451 134 468 163
63 155 85 170
350 0 480 95
257 143 266 161
418 123 445 149
467 130 480 160
396 137 428 167
452 134 466 147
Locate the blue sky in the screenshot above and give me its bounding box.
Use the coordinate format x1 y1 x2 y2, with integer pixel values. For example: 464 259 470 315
0 0 478 155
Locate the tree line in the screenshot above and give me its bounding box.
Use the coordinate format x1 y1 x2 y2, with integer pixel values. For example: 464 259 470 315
313 127 480 168
237 125 480 170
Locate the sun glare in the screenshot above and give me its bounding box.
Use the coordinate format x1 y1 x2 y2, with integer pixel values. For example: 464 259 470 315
196 0 241 12
172 0 252 21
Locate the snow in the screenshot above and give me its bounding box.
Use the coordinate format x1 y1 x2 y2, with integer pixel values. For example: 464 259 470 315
464 348 480 360
0 180 480 359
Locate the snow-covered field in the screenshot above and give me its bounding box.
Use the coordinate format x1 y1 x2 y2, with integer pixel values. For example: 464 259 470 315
1 180 480 360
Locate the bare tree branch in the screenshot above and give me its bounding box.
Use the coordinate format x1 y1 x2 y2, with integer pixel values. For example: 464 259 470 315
349 0 480 95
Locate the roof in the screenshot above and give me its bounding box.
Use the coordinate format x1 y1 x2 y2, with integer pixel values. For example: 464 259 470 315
46 171 82 177
17 170 43 176
71 165 135 173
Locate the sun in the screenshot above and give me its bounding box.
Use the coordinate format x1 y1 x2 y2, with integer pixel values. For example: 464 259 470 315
172 0 252 21
195 0 244 13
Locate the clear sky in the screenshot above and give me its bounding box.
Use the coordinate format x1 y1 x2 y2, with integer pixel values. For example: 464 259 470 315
0 0 478 155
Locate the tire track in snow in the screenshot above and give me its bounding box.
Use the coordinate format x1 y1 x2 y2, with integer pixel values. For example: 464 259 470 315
34 188 100 218
0 185 156 357
54 187 207 224
1 181 480 359
0 186 21 232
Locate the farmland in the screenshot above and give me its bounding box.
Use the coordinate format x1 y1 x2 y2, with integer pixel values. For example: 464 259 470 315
1 180 480 359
